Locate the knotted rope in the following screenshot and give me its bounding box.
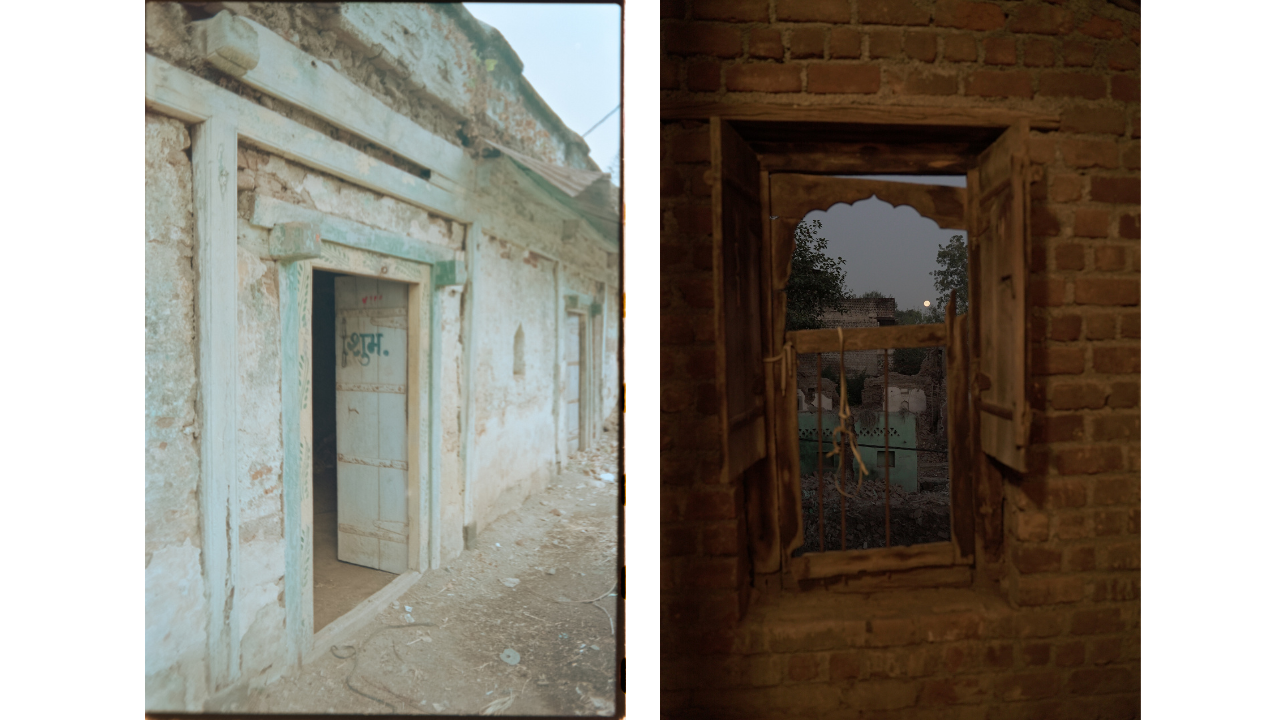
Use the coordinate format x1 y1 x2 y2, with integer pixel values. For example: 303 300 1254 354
829 328 869 500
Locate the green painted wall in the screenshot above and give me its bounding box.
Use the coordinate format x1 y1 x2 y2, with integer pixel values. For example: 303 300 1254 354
798 411 918 492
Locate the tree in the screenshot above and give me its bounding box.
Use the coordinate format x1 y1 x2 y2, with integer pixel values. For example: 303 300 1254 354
931 234 969 316
785 219 850 330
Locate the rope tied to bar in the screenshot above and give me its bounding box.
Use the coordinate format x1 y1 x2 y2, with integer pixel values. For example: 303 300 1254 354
830 328 869 500
762 339 795 380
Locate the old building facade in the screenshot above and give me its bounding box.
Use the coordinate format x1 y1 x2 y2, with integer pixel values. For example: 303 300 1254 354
661 1 1139 717
145 3 619 710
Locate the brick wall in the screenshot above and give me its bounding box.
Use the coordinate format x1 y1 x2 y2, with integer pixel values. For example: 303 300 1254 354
661 1 1140 717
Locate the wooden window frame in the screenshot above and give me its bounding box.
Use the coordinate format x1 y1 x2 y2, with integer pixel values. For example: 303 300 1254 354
687 105 1049 587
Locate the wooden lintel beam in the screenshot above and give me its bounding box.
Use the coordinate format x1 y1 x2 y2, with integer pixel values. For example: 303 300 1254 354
787 323 948 354
759 143 975 175
791 541 956 580
660 101 1061 130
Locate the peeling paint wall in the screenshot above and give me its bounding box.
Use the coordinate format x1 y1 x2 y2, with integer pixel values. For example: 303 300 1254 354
145 112 210 712
472 234 558 533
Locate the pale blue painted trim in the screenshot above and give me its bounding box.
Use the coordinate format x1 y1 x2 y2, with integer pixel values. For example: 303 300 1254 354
279 260 308 665
250 195 460 267
428 282 444 569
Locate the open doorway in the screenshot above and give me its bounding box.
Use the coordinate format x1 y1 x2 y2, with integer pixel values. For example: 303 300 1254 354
311 269 406 631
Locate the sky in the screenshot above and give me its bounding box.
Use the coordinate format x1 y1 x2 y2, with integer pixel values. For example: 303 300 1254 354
801 175 967 313
464 3 621 181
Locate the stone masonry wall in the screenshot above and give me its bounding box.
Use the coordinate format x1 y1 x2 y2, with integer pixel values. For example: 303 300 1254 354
661 1 1140 717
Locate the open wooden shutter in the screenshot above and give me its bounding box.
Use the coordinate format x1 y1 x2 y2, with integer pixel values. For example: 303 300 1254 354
711 118 771 567
968 119 1032 473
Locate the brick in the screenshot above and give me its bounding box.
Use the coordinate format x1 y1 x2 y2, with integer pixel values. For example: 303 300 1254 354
1030 277 1065 307
944 34 978 62
1111 74 1140 102
1092 575 1139 602
1100 541 1139 570
1051 173 1083 202
1017 612 1066 638
777 0 851 23
681 556 739 589
1022 642 1052 666
983 37 1016 66
1073 207 1110 238
748 29 783 59
869 29 903 58
1008 4 1073 35
1023 38 1055 67
1050 382 1107 410
1061 106 1127 135
1091 414 1138 442
1089 636 1123 665
920 675 992 705
725 63 803 93
666 24 743 57
867 618 918 647
788 652 821 681
1090 175 1141 204
1131 110 1140 137
1013 546 1063 574
995 671 1062 701
1056 243 1085 270
1076 278 1139 306
1094 509 1125 536
1127 508 1140 534
919 613 982 643
905 69 960 95
662 56 679 89
1063 138 1119 169
789 27 826 59
905 31 938 62
1045 478 1088 508
808 64 881 94
985 643 1015 669
1033 345 1084 375
1064 545 1095 571
830 27 863 59
1062 40 1095 67
829 651 861 680
1114 214 1137 240
1018 576 1084 606
1015 511 1050 542
1031 205 1062 236
839 680 922 711
768 620 864 653
1118 312 1139 339
1093 346 1139 373
1083 313 1114 340
701 523 738 554
671 133 710 163
1121 141 1140 170
1093 245 1125 271
935 0 1006 31
967 70 1033 98
1054 513 1090 540
1050 642 1088 671
1056 446 1123 475
686 60 721 91
1040 71 1107 99
1049 314 1081 342
1071 607 1127 636
691 0 767 22
1027 135 1056 163
1038 412 1086 444
864 646 942 678
859 0 931 26
1108 41 1138 70
1079 15 1124 40
660 0 685 19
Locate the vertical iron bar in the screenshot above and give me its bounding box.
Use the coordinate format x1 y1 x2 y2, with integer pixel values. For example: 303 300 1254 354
815 353 825 552
884 348 891 548
839 343 847 551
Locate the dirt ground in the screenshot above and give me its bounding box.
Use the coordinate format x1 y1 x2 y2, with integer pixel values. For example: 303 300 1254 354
244 434 620 716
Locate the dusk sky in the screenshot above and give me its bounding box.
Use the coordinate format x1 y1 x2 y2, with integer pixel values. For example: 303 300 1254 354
464 3 621 179
801 175 967 314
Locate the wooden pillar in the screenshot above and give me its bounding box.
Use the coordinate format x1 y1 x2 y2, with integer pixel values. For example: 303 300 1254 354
192 114 241 689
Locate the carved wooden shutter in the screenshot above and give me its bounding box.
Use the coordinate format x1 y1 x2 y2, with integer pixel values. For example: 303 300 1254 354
711 118 771 563
968 119 1033 473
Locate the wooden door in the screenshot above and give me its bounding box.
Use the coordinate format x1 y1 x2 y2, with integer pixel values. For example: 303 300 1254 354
968 119 1032 473
565 312 582 453
334 276 409 573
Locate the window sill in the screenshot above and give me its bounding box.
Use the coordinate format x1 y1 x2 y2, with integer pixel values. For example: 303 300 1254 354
790 541 971 581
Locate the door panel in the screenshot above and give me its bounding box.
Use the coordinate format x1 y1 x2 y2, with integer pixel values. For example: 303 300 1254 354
334 276 409 573
565 313 582 453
